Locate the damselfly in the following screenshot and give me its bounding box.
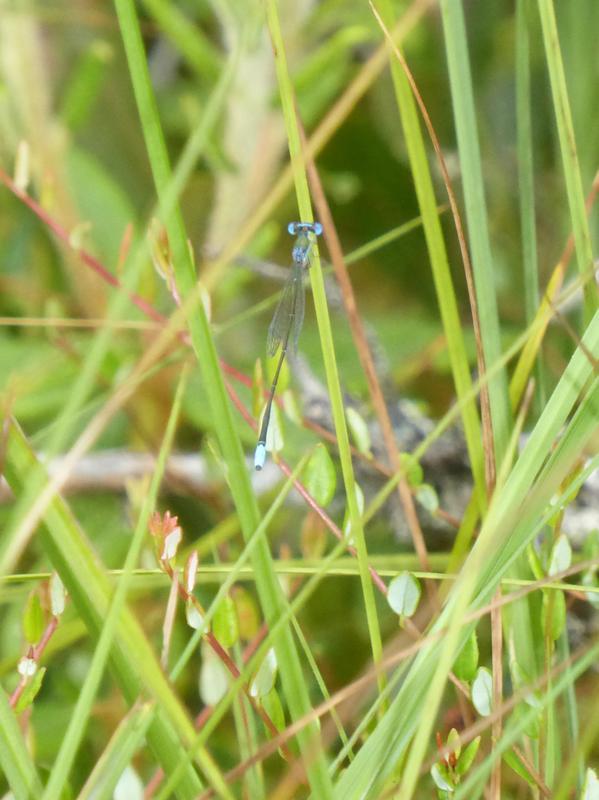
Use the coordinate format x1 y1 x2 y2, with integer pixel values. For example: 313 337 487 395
254 221 323 470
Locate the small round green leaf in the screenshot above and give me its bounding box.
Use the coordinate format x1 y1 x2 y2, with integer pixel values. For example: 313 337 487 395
261 687 285 735
23 591 44 645
199 647 229 707
582 767 599 800
343 482 364 542
542 589 566 641
232 587 260 641
213 594 239 649
401 453 423 487
471 667 492 716
303 444 337 507
416 483 439 513
250 648 278 698
49 572 66 616
387 572 421 618
430 762 454 791
452 631 479 682
346 407 371 456
185 600 205 632
548 534 572 576
114 765 144 800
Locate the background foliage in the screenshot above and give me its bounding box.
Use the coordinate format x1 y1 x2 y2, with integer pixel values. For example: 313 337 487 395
0 1 597 798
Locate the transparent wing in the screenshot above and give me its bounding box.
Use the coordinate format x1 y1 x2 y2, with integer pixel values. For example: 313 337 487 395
266 263 304 356
289 265 305 356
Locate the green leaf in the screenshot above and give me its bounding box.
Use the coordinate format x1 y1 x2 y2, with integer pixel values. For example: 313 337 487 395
114 764 144 800
387 572 421 618
0 687 44 797
303 444 337 507
452 631 479 682
78 704 154 800
447 728 461 758
471 667 492 716
301 511 327 560
213 594 239 649
456 736 480 776
250 648 278 698
430 762 454 791
582 767 599 800
14 667 46 715
503 748 537 787
342 482 364 543
401 453 423 487
346 407 372 456
23 591 45 644
542 589 566 641
232 586 261 642
548 533 572 576
261 687 285 736
582 571 599 609
199 646 229 707
416 483 439 513
50 572 66 616
185 599 205 632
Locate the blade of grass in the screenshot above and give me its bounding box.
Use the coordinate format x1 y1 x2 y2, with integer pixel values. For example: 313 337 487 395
0 686 44 799
0 44 237 579
264 0 384 705
537 0 598 321
454 641 599 799
439 0 512 468
516 0 545 413
112 5 333 791
371 0 486 511
141 0 222 80
39 367 234 800
202 0 436 288
332 314 598 798
3 418 204 799
77 703 155 800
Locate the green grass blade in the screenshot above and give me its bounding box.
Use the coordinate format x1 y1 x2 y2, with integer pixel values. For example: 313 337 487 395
3 419 204 799
40 369 225 800
516 0 545 412
373 0 486 509
265 0 384 713
77 704 155 800
332 313 598 798
141 0 222 80
0 686 43 799
439 0 511 464
113 1 333 792
537 0 598 321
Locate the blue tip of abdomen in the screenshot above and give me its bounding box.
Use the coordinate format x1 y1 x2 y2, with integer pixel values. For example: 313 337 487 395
254 442 266 471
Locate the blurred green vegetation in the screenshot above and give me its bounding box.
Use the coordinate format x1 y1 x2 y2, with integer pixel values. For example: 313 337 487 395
0 1 597 798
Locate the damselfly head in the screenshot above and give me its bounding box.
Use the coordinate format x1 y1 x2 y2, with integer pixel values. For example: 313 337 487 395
287 221 323 237
288 221 323 265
